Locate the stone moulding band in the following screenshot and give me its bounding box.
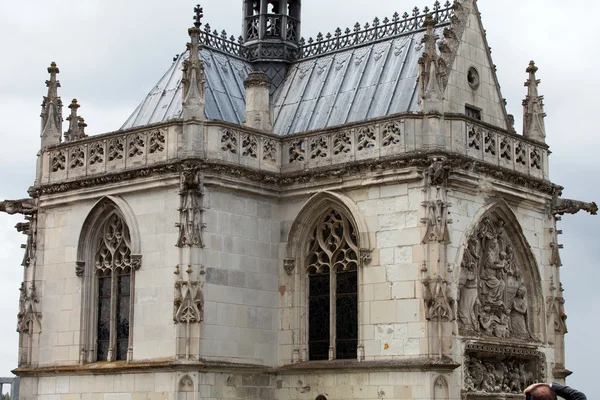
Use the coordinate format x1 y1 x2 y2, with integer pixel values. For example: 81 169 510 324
12 356 460 376
29 151 560 199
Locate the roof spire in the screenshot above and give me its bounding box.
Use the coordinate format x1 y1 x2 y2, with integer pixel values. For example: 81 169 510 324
182 5 206 121
418 14 445 113
40 62 63 147
522 61 546 143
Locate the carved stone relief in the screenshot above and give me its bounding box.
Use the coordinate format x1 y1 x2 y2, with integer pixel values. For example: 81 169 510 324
422 158 452 243
463 344 545 396
176 166 205 248
17 281 41 334
423 275 454 321
262 139 277 162
174 264 204 361
458 215 534 340
283 259 295 275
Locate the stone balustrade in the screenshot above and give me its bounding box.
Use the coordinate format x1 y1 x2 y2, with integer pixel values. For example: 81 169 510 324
40 115 549 186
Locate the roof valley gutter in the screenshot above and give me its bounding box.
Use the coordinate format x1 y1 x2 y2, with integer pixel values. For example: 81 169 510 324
365 41 395 119
305 57 335 131
285 60 318 135
272 65 299 130
384 35 415 116
210 51 243 124
343 46 374 124
322 51 354 129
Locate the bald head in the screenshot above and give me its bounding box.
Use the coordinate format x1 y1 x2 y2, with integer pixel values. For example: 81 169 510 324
530 384 557 400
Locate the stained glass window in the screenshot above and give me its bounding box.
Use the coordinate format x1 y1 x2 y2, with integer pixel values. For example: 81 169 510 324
94 212 132 362
306 209 359 360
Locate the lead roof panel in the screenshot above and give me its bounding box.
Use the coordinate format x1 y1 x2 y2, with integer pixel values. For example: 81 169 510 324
272 29 443 135
121 48 253 130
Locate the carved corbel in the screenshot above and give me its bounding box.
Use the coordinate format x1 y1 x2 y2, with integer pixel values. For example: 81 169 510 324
283 259 296 275
131 255 142 270
551 197 598 216
359 249 373 266
75 261 85 277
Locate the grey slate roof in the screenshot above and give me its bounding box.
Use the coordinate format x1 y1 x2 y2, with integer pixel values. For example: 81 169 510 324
272 30 438 135
121 49 253 130
122 27 445 135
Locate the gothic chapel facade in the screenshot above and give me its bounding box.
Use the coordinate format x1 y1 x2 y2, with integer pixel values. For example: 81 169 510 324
2 0 597 399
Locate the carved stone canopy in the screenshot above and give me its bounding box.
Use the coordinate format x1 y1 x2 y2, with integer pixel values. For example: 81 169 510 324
457 209 538 341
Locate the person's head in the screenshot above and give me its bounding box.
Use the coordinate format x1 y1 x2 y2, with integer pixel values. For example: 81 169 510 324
529 384 557 400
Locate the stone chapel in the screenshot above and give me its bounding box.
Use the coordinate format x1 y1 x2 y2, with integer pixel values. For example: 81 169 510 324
1 0 597 399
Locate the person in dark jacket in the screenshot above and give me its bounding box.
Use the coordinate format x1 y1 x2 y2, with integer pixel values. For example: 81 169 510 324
524 383 587 400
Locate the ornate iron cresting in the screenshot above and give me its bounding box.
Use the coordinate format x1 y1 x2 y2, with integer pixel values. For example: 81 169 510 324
194 1 453 61
299 1 453 59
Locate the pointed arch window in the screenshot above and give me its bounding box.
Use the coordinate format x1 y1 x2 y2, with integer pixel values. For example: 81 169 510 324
93 212 133 362
307 209 359 360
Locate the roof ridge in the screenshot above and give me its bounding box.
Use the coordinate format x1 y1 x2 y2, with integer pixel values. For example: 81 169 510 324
194 1 454 61
299 1 453 59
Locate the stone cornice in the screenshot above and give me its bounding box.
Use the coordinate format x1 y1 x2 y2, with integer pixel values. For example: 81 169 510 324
29 151 560 199
12 357 460 377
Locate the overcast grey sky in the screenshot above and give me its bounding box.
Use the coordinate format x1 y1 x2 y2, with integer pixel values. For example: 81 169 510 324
0 0 598 396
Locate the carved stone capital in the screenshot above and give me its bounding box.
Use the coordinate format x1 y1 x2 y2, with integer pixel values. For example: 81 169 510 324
283 259 296 275
75 261 85 277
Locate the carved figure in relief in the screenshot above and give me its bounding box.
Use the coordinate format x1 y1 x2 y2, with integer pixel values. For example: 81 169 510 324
480 237 506 305
457 237 479 330
510 285 531 338
464 351 542 395
457 213 534 340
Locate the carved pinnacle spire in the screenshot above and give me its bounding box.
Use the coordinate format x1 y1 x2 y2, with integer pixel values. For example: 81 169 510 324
40 62 63 147
418 14 444 113
182 5 206 121
77 117 88 139
522 60 546 143
65 99 81 142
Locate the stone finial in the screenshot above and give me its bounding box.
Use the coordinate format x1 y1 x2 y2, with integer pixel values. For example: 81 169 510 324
40 62 63 147
522 61 546 142
182 6 206 121
418 15 444 113
243 71 272 132
65 99 82 142
77 117 88 139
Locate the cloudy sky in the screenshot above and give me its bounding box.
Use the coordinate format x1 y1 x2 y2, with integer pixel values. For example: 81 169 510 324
0 0 598 396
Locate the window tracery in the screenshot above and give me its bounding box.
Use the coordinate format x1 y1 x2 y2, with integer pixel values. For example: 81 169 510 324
93 212 133 362
306 209 359 360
